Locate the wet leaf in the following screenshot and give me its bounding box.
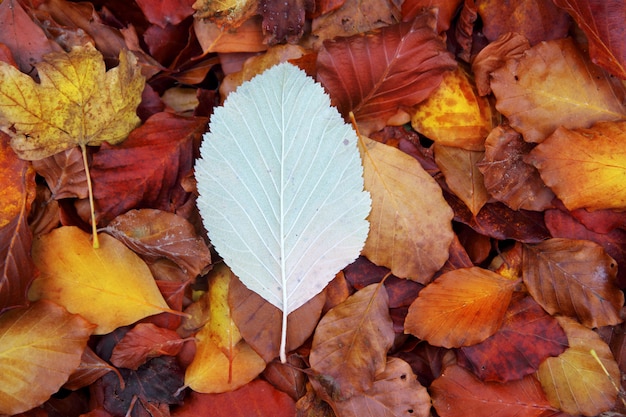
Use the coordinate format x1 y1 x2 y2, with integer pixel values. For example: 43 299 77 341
457 293 568 382
28 226 178 334
404 267 518 348
537 316 620 416
359 135 454 283
0 43 144 160
0 300 95 415
527 120 626 211
317 11 457 134
490 38 626 143
523 238 623 328
431 364 556 417
310 283 394 398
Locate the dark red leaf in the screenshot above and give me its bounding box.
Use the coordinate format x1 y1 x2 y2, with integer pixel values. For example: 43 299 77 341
135 0 194 28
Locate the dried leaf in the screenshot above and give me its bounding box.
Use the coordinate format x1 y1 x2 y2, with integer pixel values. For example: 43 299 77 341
434 144 488 216
412 67 495 151
260 0 306 44
32 148 88 200
554 0 626 79
28 226 178 334
310 283 394 399
135 0 194 28
401 0 462 31
457 293 568 382
110 323 186 370
0 135 36 312
64 346 123 391
522 238 623 328
359 135 454 283
0 300 95 415
404 267 518 348
317 12 457 134
0 43 144 160
103 209 211 279
194 16 267 54
195 63 370 362
184 264 266 393
431 364 556 417
334 358 431 417
192 0 257 25
527 120 626 211
537 316 620 416
477 124 555 211
491 38 626 143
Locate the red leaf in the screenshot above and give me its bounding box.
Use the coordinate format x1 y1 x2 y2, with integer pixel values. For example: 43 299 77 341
316 11 456 134
457 293 568 382
110 323 186 370
135 0 195 28
554 0 626 79
171 380 296 417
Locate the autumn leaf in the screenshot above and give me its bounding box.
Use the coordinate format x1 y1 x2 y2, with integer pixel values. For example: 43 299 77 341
490 37 626 143
527 120 626 211
310 283 394 399
431 364 557 417
317 11 457 134
28 226 180 334
523 238 623 328
359 135 454 283
537 316 620 416
64 346 124 391
192 0 257 26
0 300 95 415
404 267 518 348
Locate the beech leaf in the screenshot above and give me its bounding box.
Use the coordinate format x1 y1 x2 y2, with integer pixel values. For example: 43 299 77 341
194 62 371 362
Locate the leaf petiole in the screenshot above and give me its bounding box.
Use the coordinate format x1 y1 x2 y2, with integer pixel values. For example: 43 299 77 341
80 144 99 249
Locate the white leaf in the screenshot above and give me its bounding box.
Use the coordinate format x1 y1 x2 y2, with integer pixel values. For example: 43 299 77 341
195 62 371 361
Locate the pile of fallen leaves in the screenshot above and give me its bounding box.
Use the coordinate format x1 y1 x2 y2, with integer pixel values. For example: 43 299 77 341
0 0 625 416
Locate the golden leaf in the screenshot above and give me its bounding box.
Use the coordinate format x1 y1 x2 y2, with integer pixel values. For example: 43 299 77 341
359 135 453 283
0 43 144 161
28 226 177 334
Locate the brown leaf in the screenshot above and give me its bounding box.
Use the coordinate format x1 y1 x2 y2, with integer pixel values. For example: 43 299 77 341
333 358 431 417
171 380 296 417
194 16 267 54
110 323 186 370
537 316 620 416
401 0 463 31
476 0 571 44
527 120 626 211
260 0 306 44
229 273 326 363
554 0 626 79
490 38 626 143
0 135 36 313
523 238 623 328
434 144 488 215
103 209 211 279
0 300 95 415
64 346 124 391
32 147 87 200
471 32 530 96
404 267 518 348
310 283 394 399
477 124 555 211
431 364 556 417
135 0 194 28
457 293 568 382
317 11 457 134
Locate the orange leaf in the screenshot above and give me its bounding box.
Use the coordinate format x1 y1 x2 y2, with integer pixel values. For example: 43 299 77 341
537 316 620 416
404 267 518 348
527 120 626 211
522 238 623 328
359 135 454 283
491 38 626 143
28 226 178 334
431 364 556 417
310 283 394 398
0 300 95 414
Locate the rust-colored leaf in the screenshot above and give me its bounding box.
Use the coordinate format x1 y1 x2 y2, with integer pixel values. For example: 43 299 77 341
31 148 87 200
523 238 623 328
401 0 462 31
135 0 194 28
490 38 626 143
537 316 620 416
477 124 555 211
64 346 123 391
404 267 518 348
310 283 394 398
554 0 626 79
431 364 557 417
260 0 306 44
110 323 186 370
317 11 456 134
527 120 626 211
457 293 568 382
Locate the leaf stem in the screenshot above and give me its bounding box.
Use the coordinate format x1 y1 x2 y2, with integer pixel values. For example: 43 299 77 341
80 144 99 249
